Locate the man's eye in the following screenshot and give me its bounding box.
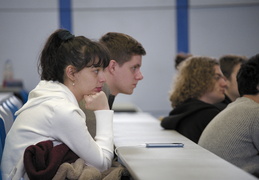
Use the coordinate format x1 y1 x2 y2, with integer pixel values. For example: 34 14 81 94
132 66 137 71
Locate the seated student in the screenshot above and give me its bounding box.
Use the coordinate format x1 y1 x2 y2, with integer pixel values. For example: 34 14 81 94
215 54 247 109
160 56 227 143
1 29 114 179
198 54 259 178
80 32 146 138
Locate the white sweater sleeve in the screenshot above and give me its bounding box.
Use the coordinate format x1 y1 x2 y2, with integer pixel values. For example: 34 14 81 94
93 110 114 169
94 110 114 152
52 108 114 172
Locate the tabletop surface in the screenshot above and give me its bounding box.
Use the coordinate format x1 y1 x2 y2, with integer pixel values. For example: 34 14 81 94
113 112 257 180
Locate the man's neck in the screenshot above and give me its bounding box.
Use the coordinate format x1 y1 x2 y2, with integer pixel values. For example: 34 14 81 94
104 72 119 96
243 94 259 104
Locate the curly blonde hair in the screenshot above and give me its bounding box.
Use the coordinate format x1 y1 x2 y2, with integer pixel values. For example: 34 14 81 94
170 56 219 107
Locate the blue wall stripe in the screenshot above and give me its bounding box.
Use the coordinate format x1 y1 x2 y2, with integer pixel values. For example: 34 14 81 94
176 0 189 53
59 0 72 32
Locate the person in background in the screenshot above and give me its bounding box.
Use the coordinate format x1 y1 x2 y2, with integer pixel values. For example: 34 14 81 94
215 54 247 109
157 52 192 121
1 29 114 179
80 32 146 138
161 56 227 143
198 54 259 178
174 52 192 70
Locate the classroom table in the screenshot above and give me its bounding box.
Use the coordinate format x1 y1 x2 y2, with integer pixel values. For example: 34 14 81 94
113 112 258 180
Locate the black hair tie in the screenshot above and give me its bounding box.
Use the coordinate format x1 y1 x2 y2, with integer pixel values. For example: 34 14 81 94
58 30 75 41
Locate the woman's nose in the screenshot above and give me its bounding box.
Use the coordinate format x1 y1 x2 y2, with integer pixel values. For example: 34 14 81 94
99 71 106 82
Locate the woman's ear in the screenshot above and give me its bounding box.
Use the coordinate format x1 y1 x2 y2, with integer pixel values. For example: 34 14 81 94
65 65 76 81
107 60 118 74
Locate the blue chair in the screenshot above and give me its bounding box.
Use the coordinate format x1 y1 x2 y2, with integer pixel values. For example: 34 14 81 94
3 101 17 120
0 117 6 180
19 89 28 104
0 168 2 180
0 117 5 149
0 143 2 180
9 96 23 109
0 105 14 133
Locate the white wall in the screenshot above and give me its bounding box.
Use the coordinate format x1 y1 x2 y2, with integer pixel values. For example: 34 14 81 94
0 0 59 94
189 0 259 58
0 0 259 117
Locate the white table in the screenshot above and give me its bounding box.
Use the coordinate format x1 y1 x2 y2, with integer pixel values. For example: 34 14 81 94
113 112 257 180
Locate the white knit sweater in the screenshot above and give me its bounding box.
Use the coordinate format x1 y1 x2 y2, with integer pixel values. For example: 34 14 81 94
199 97 259 177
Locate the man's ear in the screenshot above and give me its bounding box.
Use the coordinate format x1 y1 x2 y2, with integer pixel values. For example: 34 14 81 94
65 65 76 81
107 60 118 74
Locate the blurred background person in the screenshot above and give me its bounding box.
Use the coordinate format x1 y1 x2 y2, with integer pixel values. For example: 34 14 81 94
215 54 247 109
199 54 259 178
174 52 192 70
161 56 227 143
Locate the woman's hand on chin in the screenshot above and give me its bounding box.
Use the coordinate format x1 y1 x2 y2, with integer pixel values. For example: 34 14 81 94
84 91 109 111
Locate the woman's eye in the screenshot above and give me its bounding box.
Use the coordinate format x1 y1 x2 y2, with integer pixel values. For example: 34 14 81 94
94 69 100 74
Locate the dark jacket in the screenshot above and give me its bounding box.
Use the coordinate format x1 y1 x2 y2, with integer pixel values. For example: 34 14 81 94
161 98 222 143
24 140 79 180
214 95 232 110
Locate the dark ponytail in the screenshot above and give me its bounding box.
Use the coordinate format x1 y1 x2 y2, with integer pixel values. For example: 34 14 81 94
57 30 74 41
38 29 72 82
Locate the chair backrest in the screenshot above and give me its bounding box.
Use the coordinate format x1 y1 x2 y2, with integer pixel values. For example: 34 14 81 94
9 96 23 109
0 116 6 180
0 117 6 149
0 140 2 180
0 93 20 180
3 101 17 120
0 167 2 180
0 105 14 133
19 89 28 104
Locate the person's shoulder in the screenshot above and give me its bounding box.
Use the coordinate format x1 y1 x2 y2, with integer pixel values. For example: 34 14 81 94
200 103 222 114
189 100 222 123
52 99 85 119
214 102 227 111
188 99 222 112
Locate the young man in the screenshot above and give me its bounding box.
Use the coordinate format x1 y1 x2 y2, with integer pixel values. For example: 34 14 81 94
215 54 247 109
199 54 259 178
80 32 146 137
